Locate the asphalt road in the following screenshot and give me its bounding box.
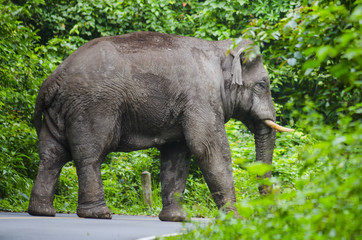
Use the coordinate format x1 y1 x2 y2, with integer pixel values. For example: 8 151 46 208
0 212 210 240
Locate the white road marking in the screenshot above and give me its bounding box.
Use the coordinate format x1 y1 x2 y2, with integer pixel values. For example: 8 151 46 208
136 232 181 240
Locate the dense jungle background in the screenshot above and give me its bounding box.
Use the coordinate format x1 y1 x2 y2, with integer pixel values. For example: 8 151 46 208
0 0 361 238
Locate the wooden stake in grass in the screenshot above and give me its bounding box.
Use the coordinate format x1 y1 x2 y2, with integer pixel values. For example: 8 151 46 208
141 171 152 208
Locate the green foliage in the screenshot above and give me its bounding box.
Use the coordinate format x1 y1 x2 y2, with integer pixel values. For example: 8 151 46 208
53 163 78 212
168 114 362 239
243 0 361 124
194 0 302 40
32 0 201 46
0 0 46 210
102 149 161 215
184 168 216 217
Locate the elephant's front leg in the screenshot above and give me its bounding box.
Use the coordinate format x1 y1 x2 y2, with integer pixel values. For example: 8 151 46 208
184 115 237 214
159 142 191 222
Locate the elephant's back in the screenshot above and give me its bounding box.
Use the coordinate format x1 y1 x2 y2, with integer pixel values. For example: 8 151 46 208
43 32 224 119
107 31 184 53
50 32 220 90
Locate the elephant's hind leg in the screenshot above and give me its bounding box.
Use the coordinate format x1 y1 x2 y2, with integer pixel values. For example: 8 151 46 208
72 150 112 219
159 142 191 222
28 122 71 216
67 118 114 219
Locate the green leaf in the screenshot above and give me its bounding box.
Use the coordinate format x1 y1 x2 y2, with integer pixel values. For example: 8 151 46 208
246 162 272 176
350 4 362 21
302 59 319 70
316 45 331 61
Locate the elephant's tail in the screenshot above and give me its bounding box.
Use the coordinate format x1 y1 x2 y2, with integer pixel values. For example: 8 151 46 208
34 74 62 136
34 89 45 136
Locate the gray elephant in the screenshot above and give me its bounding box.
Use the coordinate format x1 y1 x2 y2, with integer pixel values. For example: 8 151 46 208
28 32 293 221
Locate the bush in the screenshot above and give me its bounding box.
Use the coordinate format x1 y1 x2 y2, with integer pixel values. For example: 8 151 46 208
242 0 361 124
169 114 361 239
0 0 46 210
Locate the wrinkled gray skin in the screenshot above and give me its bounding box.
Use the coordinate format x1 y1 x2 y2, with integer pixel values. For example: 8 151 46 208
28 32 276 221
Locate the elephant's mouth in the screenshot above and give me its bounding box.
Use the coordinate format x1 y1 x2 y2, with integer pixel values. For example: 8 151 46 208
264 120 294 132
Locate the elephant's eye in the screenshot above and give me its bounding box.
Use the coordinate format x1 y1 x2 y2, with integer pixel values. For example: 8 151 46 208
257 81 266 89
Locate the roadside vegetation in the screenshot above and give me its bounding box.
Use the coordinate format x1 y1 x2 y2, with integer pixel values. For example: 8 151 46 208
0 0 360 239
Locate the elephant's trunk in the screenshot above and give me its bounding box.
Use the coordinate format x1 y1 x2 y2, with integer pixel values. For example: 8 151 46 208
254 127 276 195
254 120 293 194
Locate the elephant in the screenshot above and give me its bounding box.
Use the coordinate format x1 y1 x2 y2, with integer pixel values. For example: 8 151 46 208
28 31 293 222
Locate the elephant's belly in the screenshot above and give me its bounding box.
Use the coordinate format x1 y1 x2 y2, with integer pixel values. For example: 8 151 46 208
117 129 184 152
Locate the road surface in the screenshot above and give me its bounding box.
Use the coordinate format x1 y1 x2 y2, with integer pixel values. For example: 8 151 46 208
0 212 209 240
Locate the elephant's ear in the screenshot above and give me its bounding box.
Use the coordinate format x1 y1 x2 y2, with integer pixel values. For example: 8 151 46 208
230 46 246 85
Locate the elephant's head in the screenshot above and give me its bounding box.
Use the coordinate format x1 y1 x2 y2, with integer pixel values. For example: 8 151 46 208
224 40 294 193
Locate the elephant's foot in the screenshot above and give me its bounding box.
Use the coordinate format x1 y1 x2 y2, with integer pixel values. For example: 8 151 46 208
77 202 112 219
159 204 188 222
28 198 56 217
218 206 242 219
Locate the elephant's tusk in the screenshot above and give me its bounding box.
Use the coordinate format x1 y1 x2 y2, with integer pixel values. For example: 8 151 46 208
264 120 294 132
